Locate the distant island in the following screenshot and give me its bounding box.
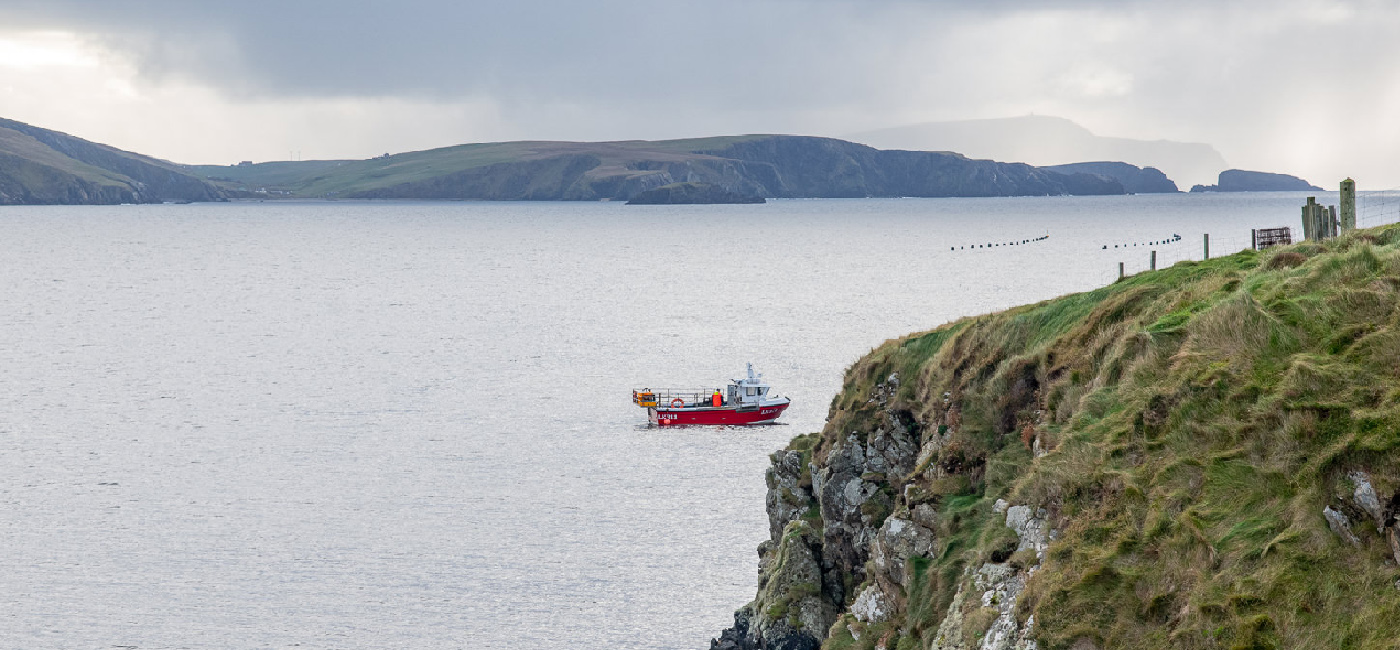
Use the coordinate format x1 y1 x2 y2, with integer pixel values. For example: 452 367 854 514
1190 169 1323 192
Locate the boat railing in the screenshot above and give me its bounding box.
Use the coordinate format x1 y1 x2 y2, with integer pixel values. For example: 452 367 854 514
633 388 726 408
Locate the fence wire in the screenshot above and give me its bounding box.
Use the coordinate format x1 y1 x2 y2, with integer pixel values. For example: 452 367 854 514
1094 190 1400 288
1357 190 1400 229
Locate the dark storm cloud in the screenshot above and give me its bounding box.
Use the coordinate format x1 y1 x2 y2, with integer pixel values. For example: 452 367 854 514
0 0 1177 107
4 1 917 101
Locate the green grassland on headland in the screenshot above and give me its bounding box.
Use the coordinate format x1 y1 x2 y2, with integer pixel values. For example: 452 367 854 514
0 118 225 204
783 224 1400 650
188 136 771 198
0 115 1157 205
187 134 1129 201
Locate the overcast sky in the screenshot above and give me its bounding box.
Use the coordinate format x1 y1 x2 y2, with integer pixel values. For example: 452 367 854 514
1 0 1397 186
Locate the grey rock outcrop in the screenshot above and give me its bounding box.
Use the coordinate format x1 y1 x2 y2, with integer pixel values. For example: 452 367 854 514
1324 506 1360 545
1190 169 1322 192
871 516 936 589
1041 161 1178 194
712 449 834 650
1350 471 1385 529
766 450 813 541
927 504 1045 650
1339 470 1400 564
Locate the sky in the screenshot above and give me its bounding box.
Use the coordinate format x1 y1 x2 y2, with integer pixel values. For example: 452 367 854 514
1 0 1398 187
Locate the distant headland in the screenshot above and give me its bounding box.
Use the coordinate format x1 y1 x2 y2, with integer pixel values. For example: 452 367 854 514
0 116 1323 206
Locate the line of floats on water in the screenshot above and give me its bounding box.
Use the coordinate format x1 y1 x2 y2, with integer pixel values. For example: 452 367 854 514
951 235 1049 250
1102 234 1182 249
951 233 1185 251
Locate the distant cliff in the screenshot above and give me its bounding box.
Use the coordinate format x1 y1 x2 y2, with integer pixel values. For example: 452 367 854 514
1041 161 1178 193
695 137 1124 199
847 116 1229 189
0 118 225 205
193 135 1129 202
1191 169 1323 192
713 225 1400 650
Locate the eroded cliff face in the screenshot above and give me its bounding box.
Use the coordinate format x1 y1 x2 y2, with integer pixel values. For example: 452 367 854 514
713 371 1048 650
715 227 1400 650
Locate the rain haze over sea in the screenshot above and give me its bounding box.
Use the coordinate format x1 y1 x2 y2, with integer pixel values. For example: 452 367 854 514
0 194 1326 648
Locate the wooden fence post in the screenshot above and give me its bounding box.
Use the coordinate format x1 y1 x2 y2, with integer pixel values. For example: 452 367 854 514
1150 250 1157 271
1303 197 1316 240
1341 178 1356 231
1204 233 1210 260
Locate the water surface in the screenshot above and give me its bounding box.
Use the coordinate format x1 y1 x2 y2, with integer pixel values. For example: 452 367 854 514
0 194 1323 648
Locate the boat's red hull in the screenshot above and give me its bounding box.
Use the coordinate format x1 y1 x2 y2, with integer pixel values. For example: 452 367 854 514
651 402 789 426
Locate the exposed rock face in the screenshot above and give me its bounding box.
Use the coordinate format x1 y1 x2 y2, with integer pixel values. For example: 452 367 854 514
871 516 935 589
1040 161 1179 194
711 519 835 650
1189 168 1322 192
1350 470 1385 528
625 181 765 204
714 366 1044 650
766 450 813 542
813 411 923 607
712 443 836 650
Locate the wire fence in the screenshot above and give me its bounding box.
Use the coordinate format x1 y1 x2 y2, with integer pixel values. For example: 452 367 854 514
1092 189 1400 288
1357 190 1400 229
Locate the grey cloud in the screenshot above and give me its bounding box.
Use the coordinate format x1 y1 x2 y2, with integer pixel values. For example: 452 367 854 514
3 0 1399 185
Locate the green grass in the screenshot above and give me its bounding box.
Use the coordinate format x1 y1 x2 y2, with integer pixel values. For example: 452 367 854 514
0 125 136 189
803 225 1400 649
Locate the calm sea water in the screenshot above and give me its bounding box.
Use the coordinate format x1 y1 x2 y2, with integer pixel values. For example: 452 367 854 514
0 193 1328 648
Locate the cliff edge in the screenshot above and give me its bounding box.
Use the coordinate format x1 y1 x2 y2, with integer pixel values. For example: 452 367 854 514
716 225 1400 650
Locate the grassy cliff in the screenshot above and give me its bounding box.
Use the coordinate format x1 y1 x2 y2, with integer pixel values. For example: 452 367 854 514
0 118 224 204
189 135 1128 201
727 225 1400 650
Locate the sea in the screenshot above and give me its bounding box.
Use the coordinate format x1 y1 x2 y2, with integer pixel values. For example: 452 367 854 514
0 192 1334 648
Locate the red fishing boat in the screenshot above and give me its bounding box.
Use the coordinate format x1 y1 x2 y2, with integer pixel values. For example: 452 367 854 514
632 364 791 426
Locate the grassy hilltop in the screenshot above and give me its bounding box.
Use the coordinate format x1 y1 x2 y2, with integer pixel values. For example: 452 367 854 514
725 225 1400 650
0 118 223 204
189 134 1130 201
190 136 769 198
